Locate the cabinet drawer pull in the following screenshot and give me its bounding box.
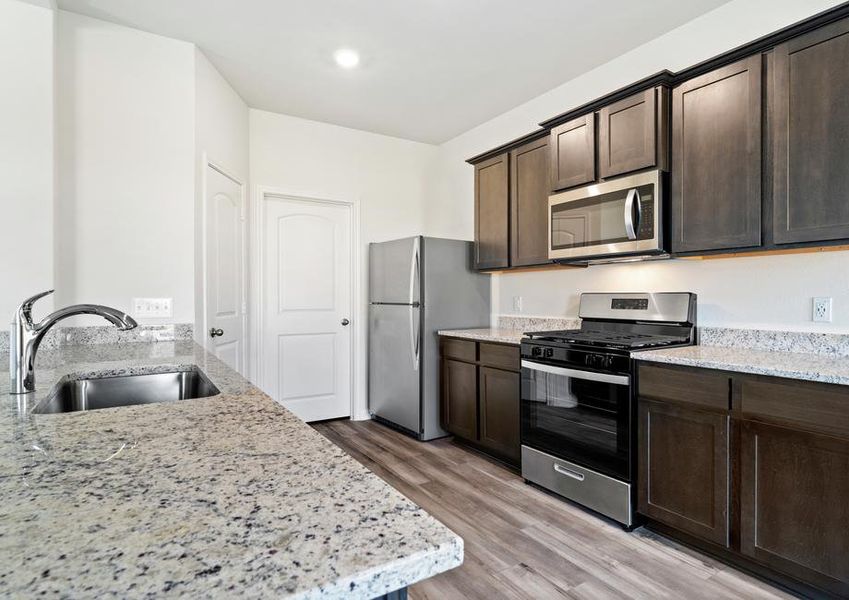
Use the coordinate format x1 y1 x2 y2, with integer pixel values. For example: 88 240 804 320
553 464 585 481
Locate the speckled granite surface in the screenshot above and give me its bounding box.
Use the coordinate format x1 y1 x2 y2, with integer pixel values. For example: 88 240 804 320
0 323 193 353
437 328 526 345
699 326 849 356
634 345 849 386
0 342 462 598
439 316 582 345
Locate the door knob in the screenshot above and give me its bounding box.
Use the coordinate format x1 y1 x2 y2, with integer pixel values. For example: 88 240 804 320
341 318 350 326
209 328 224 338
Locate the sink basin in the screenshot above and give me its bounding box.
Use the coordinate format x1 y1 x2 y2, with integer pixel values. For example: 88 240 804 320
33 368 220 414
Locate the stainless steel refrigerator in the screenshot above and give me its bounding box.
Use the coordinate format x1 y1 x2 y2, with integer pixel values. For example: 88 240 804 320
369 236 490 440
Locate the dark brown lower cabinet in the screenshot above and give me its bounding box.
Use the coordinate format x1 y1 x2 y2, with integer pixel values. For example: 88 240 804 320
740 420 849 596
479 367 520 463
638 399 730 547
441 358 477 440
637 363 849 597
439 338 521 466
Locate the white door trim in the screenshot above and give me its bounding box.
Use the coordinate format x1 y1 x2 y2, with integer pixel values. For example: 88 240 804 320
201 154 248 375
251 185 363 420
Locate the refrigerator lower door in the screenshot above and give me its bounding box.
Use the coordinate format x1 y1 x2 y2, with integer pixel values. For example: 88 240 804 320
369 303 421 435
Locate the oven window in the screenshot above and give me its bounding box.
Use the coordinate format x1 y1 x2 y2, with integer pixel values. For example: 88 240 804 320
551 183 653 250
521 363 631 480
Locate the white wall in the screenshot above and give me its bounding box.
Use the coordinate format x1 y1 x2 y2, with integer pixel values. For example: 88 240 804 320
428 0 849 333
193 49 249 345
0 0 55 321
249 109 439 417
55 10 195 325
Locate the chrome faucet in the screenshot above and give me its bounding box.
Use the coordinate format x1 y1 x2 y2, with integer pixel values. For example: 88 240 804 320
9 290 138 394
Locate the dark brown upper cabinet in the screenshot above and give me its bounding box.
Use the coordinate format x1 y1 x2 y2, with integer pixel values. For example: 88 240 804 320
773 17 849 245
671 56 762 254
474 153 510 269
549 114 595 191
599 87 668 179
510 136 551 267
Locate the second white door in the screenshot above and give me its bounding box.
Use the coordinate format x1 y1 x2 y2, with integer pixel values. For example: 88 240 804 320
262 196 352 422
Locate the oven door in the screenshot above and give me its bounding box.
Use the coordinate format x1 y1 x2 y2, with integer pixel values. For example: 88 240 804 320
548 170 661 261
520 359 631 481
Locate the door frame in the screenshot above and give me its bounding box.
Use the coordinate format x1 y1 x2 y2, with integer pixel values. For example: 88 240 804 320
201 154 248 375
251 185 363 420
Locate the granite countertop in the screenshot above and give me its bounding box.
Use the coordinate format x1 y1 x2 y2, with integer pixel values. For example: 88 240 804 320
634 344 849 386
0 342 462 598
437 328 526 345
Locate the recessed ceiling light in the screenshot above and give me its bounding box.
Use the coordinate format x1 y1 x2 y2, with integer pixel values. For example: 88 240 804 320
333 48 360 69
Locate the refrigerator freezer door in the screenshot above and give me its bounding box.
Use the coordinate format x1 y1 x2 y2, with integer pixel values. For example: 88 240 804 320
369 303 421 434
369 237 420 305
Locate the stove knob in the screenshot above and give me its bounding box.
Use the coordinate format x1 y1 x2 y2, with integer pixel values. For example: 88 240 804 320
532 347 542 357
544 348 554 358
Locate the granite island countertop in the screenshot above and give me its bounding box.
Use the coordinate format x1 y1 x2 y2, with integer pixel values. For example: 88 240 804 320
0 341 462 598
634 344 849 386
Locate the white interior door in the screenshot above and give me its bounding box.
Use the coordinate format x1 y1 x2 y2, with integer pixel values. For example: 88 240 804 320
205 164 245 373
262 196 352 422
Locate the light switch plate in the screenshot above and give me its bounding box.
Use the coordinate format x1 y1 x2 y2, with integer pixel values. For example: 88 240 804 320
133 297 173 318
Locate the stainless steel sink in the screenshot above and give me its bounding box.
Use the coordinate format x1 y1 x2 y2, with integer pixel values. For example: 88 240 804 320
33 368 220 414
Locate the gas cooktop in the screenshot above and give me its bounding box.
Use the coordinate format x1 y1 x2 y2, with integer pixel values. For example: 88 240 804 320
524 328 690 350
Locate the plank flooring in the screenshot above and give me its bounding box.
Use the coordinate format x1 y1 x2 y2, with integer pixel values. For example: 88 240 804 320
312 419 796 600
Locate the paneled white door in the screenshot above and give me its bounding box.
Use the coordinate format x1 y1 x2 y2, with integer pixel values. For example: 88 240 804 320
262 196 352 422
205 164 245 373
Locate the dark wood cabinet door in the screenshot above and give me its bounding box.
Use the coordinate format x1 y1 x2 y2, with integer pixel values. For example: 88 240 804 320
510 136 551 267
638 399 730 547
773 18 849 245
599 88 658 178
740 420 849 596
441 358 478 440
549 114 595 191
671 56 762 253
474 153 510 269
478 366 520 463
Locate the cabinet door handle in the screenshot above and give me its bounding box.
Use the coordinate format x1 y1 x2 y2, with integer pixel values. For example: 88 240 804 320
554 464 585 481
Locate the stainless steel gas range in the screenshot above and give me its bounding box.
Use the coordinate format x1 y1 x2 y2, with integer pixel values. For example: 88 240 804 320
519 292 697 528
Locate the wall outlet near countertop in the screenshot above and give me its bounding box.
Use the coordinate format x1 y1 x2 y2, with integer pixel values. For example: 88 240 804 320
513 296 523 313
133 297 173 318
812 297 832 322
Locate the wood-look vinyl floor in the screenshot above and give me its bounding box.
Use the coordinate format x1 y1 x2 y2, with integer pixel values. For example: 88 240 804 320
312 419 796 600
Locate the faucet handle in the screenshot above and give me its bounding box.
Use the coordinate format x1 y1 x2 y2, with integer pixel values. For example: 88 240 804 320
15 289 54 326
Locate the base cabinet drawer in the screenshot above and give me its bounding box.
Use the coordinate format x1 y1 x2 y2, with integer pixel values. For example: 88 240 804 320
638 399 730 547
740 420 849 596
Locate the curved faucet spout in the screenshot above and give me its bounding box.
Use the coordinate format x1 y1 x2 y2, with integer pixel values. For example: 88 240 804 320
35 304 138 333
9 291 138 395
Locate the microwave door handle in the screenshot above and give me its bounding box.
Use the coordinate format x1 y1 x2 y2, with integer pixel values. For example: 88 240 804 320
624 188 639 240
521 360 630 386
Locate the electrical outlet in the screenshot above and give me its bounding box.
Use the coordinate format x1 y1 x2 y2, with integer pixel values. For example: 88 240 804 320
812 297 832 322
133 298 173 318
513 296 523 313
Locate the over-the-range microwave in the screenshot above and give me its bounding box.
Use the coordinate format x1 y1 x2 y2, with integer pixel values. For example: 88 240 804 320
548 170 665 263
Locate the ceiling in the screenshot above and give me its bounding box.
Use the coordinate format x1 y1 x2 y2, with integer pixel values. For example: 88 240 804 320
56 0 730 144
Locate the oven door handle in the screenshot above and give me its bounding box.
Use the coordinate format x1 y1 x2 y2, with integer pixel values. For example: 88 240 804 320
521 360 630 386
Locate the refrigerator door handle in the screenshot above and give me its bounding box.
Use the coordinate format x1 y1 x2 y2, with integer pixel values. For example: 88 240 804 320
409 306 420 371
409 236 420 305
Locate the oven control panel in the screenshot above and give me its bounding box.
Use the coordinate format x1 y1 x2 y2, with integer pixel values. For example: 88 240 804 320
521 341 631 375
